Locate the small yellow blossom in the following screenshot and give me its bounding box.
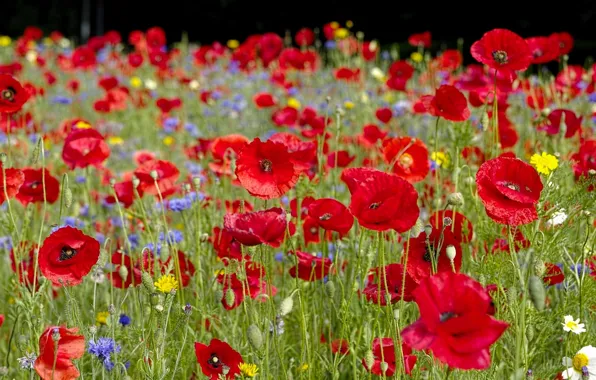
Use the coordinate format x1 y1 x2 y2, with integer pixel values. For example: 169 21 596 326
163 136 175 146
334 28 349 39
431 152 450 168
530 152 558 175
42 37 54 46
287 98 301 109
344 101 355 110
26 51 38 63
562 315 586 335
8 297 15 305
108 136 124 145
0 36 12 47
74 121 92 129
96 311 110 325
370 67 386 83
154 274 178 293
346 20 354 28
227 39 240 49
330 22 339 29
239 363 259 377
130 77 142 88
298 363 309 372
382 92 396 103
410 52 424 63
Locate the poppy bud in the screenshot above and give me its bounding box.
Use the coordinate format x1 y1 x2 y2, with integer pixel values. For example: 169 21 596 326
155 304 164 312
410 219 425 238
0 153 6 163
224 289 236 308
424 224 433 236
118 265 129 282
141 271 155 293
533 259 546 278
150 170 159 180
325 280 336 297
278 295 294 317
132 176 140 188
526 325 535 342
464 176 475 185
192 176 201 189
446 192 464 207
64 187 73 209
247 324 263 350
200 233 210 242
29 138 42 165
528 276 545 311
108 304 116 315
481 112 489 131
446 245 457 261
364 350 375 369
379 361 389 373
393 309 400 320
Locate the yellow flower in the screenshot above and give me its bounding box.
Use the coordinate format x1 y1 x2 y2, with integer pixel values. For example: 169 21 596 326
344 101 355 110
130 76 142 88
163 136 175 146
298 363 309 372
382 92 396 103
334 28 349 39
154 274 178 293
108 136 124 145
287 98 301 109
330 21 339 29
0 36 12 47
346 20 354 28
431 152 450 168
530 152 558 175
370 67 386 83
42 37 54 46
227 39 240 49
410 52 423 63
239 363 259 377
74 121 91 129
96 311 110 325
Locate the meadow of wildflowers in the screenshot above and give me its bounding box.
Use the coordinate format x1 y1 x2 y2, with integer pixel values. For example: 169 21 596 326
0 22 595 380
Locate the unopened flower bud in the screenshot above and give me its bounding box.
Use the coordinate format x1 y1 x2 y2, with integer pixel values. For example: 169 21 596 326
0 153 7 163
108 304 116 315
192 177 201 189
141 271 155 293
533 259 546 278
118 265 129 282
155 304 164 312
109 178 116 187
247 324 263 350
379 361 389 373
64 187 73 209
424 224 433 236
279 295 294 316
132 176 140 188
325 280 336 298
410 218 424 238
446 245 457 261
224 289 236 308
447 192 464 207
393 309 400 320
364 350 375 369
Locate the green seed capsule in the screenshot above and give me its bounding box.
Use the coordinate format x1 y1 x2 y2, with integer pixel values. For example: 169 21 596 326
528 276 545 311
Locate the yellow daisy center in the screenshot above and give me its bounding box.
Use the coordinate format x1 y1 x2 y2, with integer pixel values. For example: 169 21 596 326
573 353 589 372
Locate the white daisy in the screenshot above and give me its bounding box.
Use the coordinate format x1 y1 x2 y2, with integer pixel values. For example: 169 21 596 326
562 315 586 335
562 345 596 379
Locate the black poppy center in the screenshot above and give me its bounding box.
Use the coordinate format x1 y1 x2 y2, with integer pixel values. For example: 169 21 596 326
1 87 16 102
423 246 435 263
59 246 78 261
440 311 457 322
492 50 508 64
503 181 520 192
319 213 332 221
533 49 543 58
207 353 222 368
30 181 41 190
369 202 381 209
260 159 273 173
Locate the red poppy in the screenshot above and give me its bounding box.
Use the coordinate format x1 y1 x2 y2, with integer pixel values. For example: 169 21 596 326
109 252 145 289
359 124 387 148
361 41 379 61
71 46 97 69
34 326 85 380
0 74 29 113
194 339 243 380
429 210 474 243
541 109 582 138
10 242 39 289
38 226 100 286
211 226 246 263
15 168 60 205
408 31 431 48
401 271 509 369
235 138 300 200
543 263 565 286
163 251 196 287
437 49 463 71
330 339 350 355
290 195 315 219
476 157 543 225
551 32 574 56
252 92 277 108
362 263 417 305
525 35 560 64
258 33 283 67
156 97 182 113
420 85 470 121
146 26 166 49
334 67 360 82
382 136 430 183
362 338 417 376
61 128 110 169
375 107 393 124
572 140 596 183
289 251 332 281
105 180 143 208
471 29 532 72
134 159 180 198
489 227 530 254
326 150 355 168
271 106 299 127
295 28 315 46
405 229 462 283
223 207 288 247
0 163 24 204
307 198 353 235
217 261 274 310
341 168 419 232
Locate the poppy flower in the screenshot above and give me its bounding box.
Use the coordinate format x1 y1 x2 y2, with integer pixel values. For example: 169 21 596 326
470 29 532 72
362 338 417 376
34 326 85 380
211 227 245 263
476 157 543 225
362 263 418 305
289 251 333 281
541 109 582 138
134 159 180 198
307 198 353 235
401 271 509 370
405 229 462 283
217 261 274 310
420 85 470 121
223 207 288 247
163 251 196 287
572 140 596 183
551 32 574 56
359 124 387 148
375 107 393 124
382 137 430 183
71 46 97 69
105 180 143 208
61 128 110 169
252 92 277 108
15 168 60 205
109 252 144 289
0 74 29 113
295 28 315 46
543 263 565 286
235 138 300 200
38 226 100 286
0 164 24 204
408 31 431 48
429 210 474 243
194 339 243 380
341 168 419 232
10 242 39 289
525 35 560 64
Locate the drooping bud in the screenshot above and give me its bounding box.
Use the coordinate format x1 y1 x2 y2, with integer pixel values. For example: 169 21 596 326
150 170 159 180
364 350 375 369
379 362 389 373
325 280 336 298
224 289 236 308
192 176 201 189
528 276 546 311
278 294 294 317
447 192 464 207
132 176 140 189
63 187 73 209
446 245 457 261
481 112 490 131
424 224 433 236
247 324 263 350
118 265 129 282
0 153 7 163
410 218 425 238
533 259 546 278
141 271 155 293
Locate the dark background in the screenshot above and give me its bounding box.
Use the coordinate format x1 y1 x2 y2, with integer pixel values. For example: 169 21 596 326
3 0 596 63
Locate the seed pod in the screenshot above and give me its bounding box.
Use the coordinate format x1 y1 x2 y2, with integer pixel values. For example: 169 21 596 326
364 350 375 369
446 192 464 207
247 324 263 350
526 325 535 342
141 271 155 293
533 259 546 278
528 276 545 311
379 362 389 373
118 265 129 282
29 138 41 165
224 289 236 308
278 295 294 317
63 187 73 209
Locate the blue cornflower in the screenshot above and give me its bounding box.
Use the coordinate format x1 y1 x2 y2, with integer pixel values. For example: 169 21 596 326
159 229 184 243
163 117 179 133
95 233 105 245
287 87 299 96
145 242 162 255
588 92 596 103
274 252 284 262
119 314 131 327
128 234 139 249
325 40 336 49
52 96 72 105
381 51 391 60
168 197 191 212
0 236 13 251
88 338 121 371
75 175 86 184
